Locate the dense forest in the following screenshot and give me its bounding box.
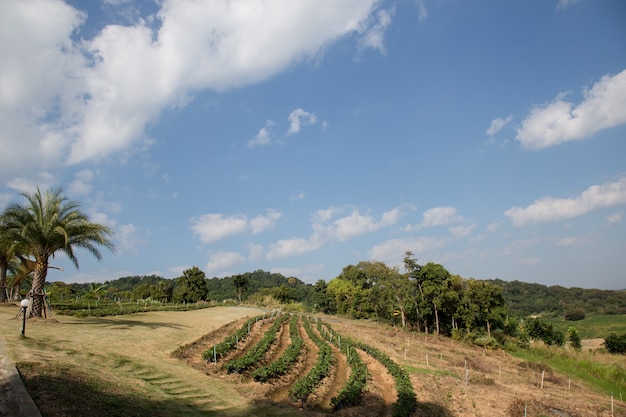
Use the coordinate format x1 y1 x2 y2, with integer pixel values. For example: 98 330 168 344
494 279 626 317
47 262 626 321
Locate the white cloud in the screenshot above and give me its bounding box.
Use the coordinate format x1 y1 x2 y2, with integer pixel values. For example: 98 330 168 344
368 236 446 265
450 224 475 239
0 0 381 181
116 223 146 255
69 170 95 196
267 205 403 259
422 206 463 227
416 0 428 21
486 115 513 136
249 209 283 234
358 7 394 54
486 222 500 232
248 120 276 147
291 191 306 203
7 173 56 194
505 177 626 226
287 108 317 135
556 0 580 11
191 213 249 243
516 69 626 149
191 209 282 243
607 211 623 224
205 250 246 275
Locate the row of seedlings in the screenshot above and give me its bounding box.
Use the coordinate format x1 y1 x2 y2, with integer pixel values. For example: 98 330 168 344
350 339 417 417
316 319 368 410
201 312 273 363
253 314 304 382
288 316 334 408
225 313 289 373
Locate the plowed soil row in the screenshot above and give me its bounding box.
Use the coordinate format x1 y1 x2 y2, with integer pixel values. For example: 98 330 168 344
174 314 398 415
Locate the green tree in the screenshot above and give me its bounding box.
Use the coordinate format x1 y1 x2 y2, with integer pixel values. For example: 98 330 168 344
308 279 334 313
568 327 582 351
233 274 249 303
604 333 626 354
465 280 506 337
173 266 209 303
1 188 115 318
419 262 452 334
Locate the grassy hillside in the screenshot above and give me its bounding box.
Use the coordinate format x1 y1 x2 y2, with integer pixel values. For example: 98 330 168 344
1 304 624 417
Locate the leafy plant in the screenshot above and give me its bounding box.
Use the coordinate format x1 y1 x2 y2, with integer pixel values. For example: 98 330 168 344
288 317 333 407
201 314 265 362
225 314 289 373
253 315 303 381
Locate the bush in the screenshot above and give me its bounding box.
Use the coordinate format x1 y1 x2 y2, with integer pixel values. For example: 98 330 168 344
564 309 585 321
604 333 626 354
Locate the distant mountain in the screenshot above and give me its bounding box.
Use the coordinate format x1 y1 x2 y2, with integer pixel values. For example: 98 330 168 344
490 279 626 317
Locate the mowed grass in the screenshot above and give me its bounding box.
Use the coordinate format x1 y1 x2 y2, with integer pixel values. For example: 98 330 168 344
546 313 626 339
0 304 302 417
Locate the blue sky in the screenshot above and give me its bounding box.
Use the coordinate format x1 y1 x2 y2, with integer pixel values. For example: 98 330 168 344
1 0 625 289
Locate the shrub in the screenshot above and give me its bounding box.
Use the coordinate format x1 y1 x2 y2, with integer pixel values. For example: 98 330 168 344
564 309 585 321
604 333 626 354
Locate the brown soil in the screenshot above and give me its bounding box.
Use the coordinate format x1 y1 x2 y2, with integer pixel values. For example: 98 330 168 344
176 312 626 416
10 305 622 417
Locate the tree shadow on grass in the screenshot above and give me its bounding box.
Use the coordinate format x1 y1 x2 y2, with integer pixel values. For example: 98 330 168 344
63 317 186 330
18 361 455 417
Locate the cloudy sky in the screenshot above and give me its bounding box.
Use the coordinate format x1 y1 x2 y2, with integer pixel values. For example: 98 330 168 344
1 0 625 289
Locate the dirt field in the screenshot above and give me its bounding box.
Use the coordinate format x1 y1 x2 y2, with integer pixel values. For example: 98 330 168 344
0 304 625 417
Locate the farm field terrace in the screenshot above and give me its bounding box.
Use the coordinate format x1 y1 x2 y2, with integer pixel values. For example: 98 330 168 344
0 304 624 417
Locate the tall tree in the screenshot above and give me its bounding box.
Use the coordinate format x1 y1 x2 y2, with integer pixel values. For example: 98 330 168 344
233 274 249 303
173 266 209 303
1 188 115 317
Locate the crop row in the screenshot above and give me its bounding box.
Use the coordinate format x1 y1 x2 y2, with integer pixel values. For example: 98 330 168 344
288 316 333 407
316 319 368 409
201 314 266 362
253 314 304 382
225 313 289 373
349 339 417 417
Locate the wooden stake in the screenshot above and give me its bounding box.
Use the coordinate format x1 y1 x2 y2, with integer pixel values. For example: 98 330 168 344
611 394 614 417
426 353 429 366
404 347 407 361
541 370 545 390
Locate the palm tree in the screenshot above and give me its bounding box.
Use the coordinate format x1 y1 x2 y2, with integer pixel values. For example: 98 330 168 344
1 187 115 318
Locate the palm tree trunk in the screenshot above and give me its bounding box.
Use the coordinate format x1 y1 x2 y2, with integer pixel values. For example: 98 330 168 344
0 262 7 303
27 256 49 318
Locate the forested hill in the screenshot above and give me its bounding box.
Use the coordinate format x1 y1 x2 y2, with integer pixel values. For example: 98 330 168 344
490 279 626 317
206 269 311 302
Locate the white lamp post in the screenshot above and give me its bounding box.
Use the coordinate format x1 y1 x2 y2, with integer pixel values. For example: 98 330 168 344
20 298 31 337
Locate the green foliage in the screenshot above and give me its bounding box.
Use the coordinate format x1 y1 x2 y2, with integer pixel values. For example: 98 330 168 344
567 327 582 351
288 317 333 406
232 274 249 303
53 300 211 317
225 314 289 373
253 315 304 382
513 346 626 395
525 318 565 346
315 319 367 409
202 315 265 362
564 309 586 321
604 332 626 354
173 267 208 303
494 279 626 317
206 270 311 303
350 340 417 417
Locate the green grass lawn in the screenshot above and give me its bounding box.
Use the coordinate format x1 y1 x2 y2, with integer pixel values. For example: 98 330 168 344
546 313 626 339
